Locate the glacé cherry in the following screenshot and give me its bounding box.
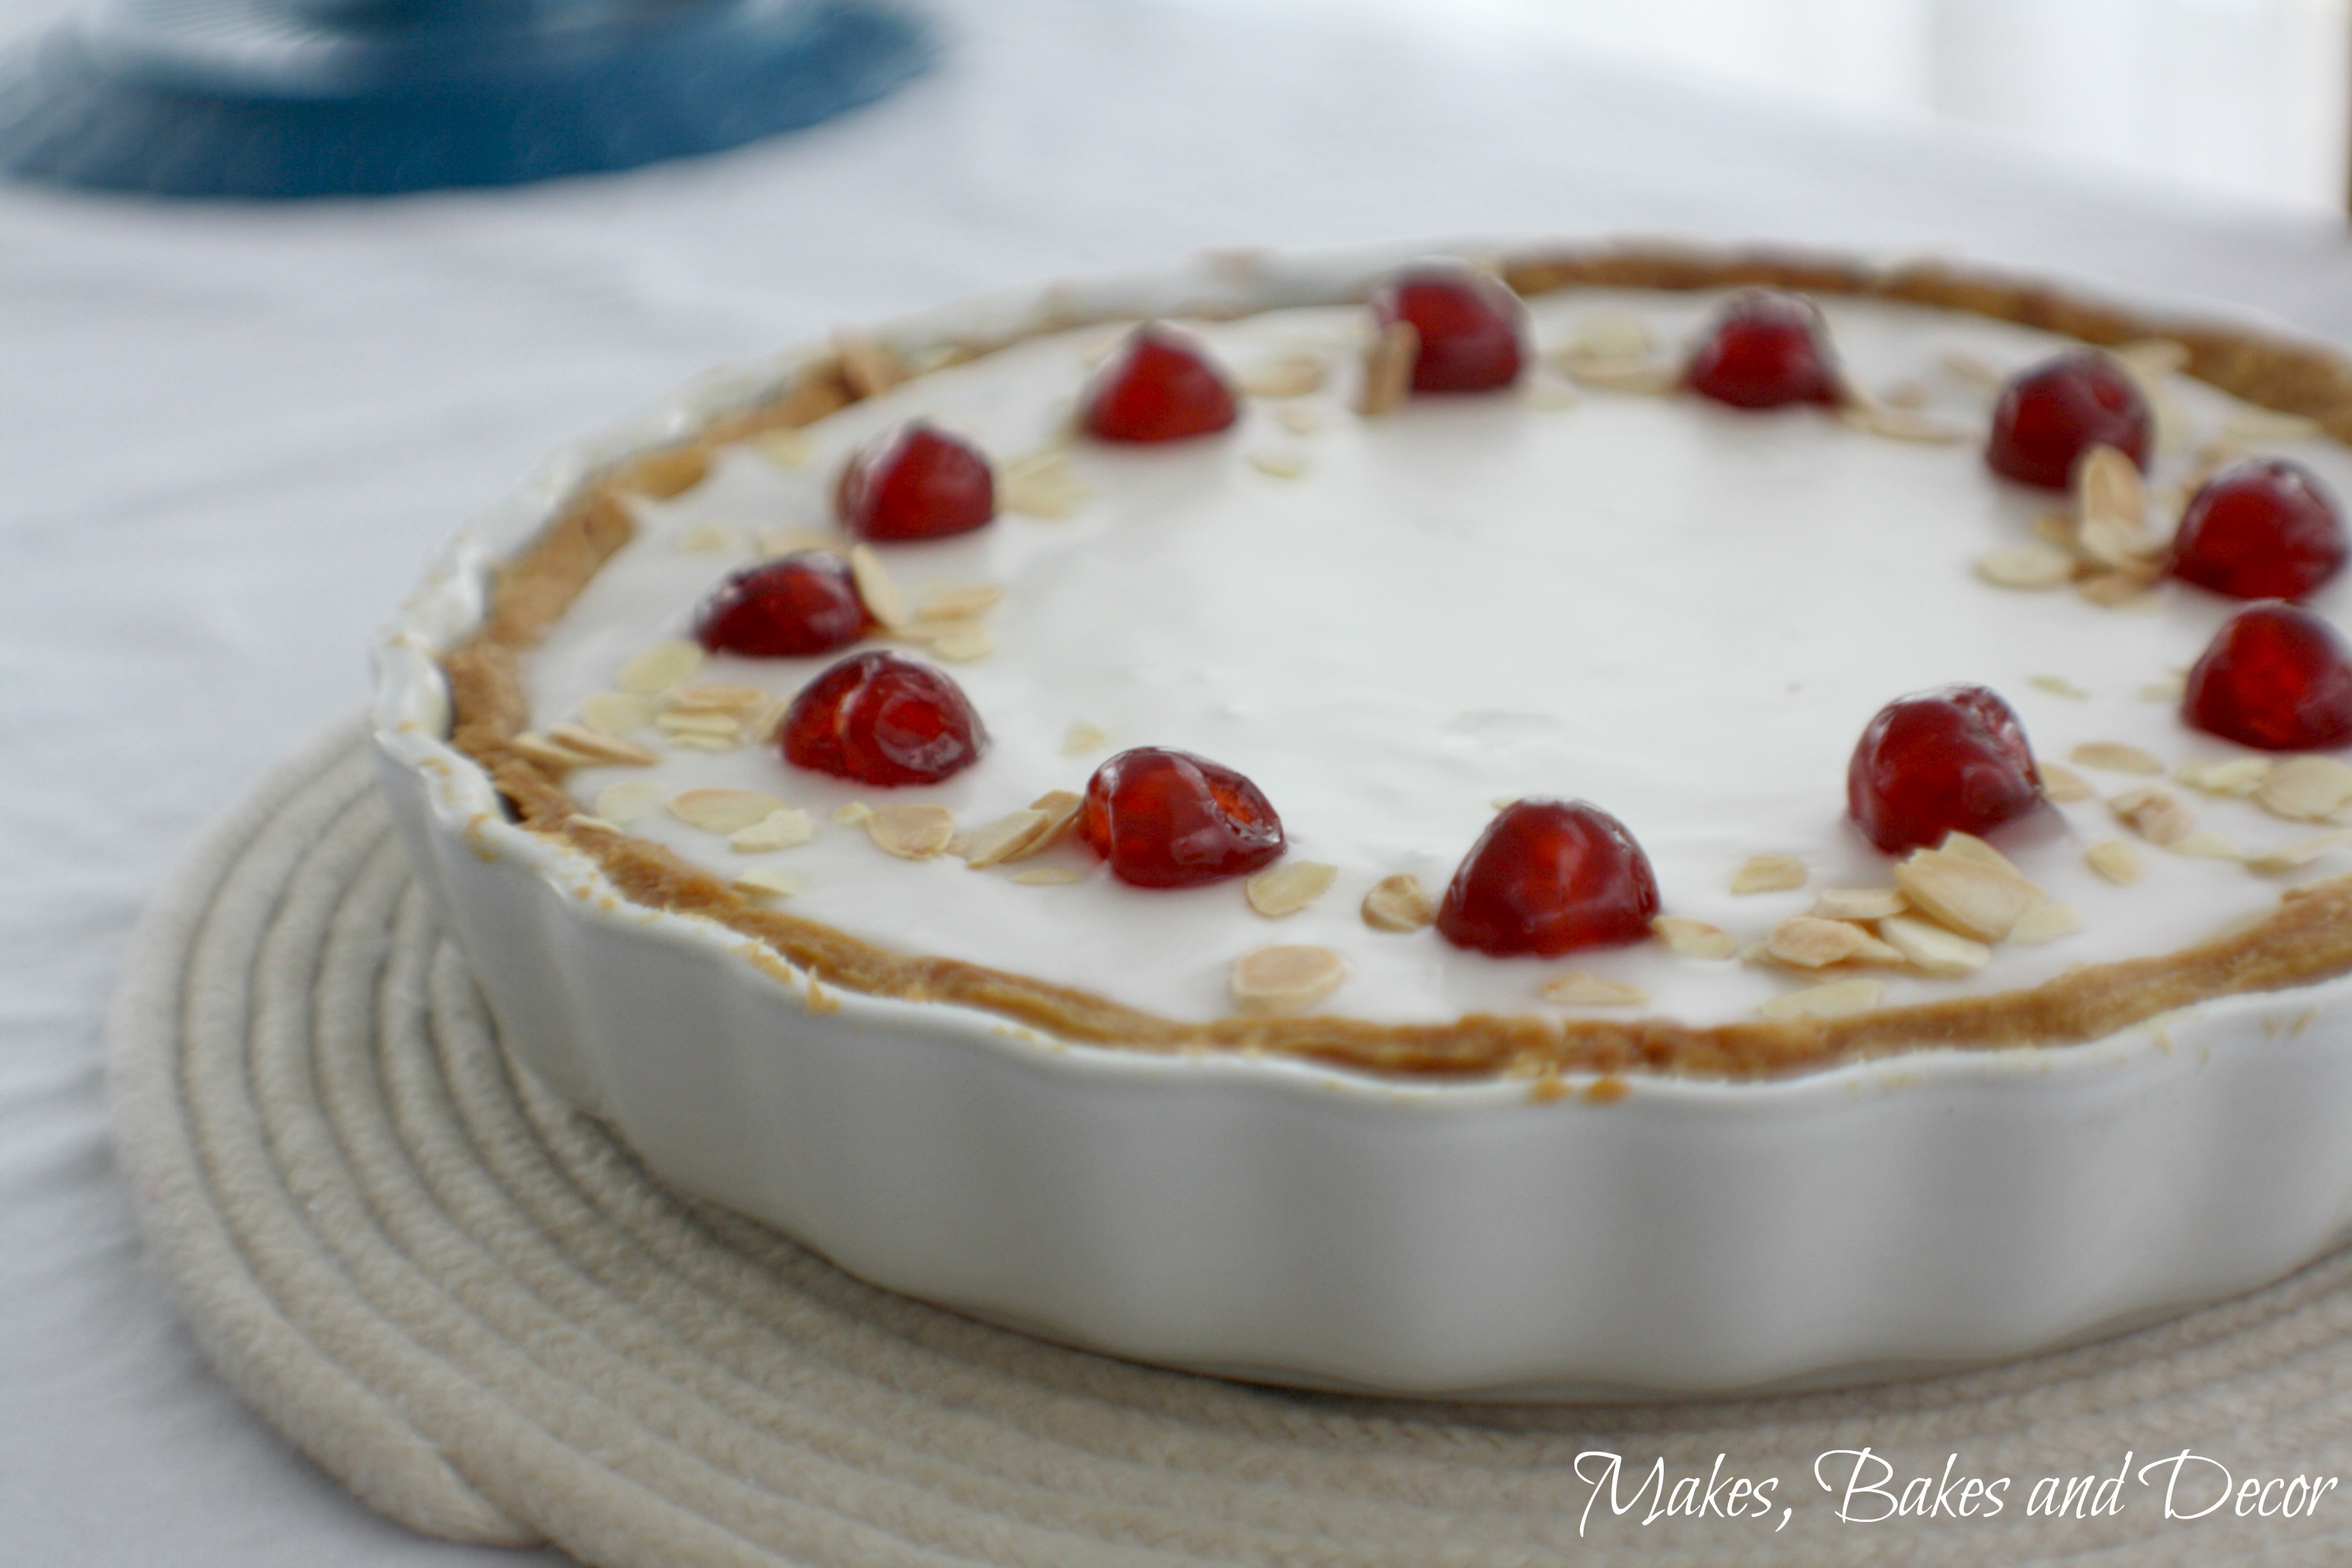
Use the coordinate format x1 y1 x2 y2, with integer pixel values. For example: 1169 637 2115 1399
2170 459 2347 602
1434 798 1659 958
693 551 872 657
1084 323 1238 442
1847 685 2044 854
780 651 987 785
835 420 996 542
1080 746 1284 888
1370 262 1526 393
2183 601 2352 751
1684 289 1842 410
1986 350 2151 490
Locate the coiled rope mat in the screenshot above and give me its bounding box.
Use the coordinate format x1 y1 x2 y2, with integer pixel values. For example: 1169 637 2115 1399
106 719 2352 1566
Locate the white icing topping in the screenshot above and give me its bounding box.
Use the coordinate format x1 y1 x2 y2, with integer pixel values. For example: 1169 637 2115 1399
525 289 2352 1028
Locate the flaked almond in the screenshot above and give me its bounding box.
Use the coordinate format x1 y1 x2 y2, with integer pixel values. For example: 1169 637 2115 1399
1358 320 1417 418
2221 406 2322 444
1893 849 2046 942
669 734 737 754
2031 674 2090 700
664 683 766 715
2168 831 2246 861
1538 973 1647 1007
1840 402 1969 443
1277 402 1329 434
567 815 622 836
2256 756 2352 822
1010 867 1085 886
2086 840 2146 885
677 522 737 554
2139 676 2187 702
831 801 873 825
2040 763 2095 804
999 446 1092 520
833 328 899 400
916 583 1003 621
1245 860 1338 917
655 712 742 739
1766 916 1903 970
2178 756 2270 797
2078 514 2161 573
2248 834 2350 875
2071 741 2163 775
734 866 805 899
1977 544 2075 590
1939 347 2005 386
750 427 816 469
1877 914 1990 977
1810 887 1907 922
1361 873 1436 931
2110 785 2195 847
2075 443 2146 531
2117 337 2192 376
2010 902 2083 944
670 788 790 834
847 544 907 629
578 691 658 734
594 780 663 826
1027 789 1083 849
1730 854 1807 895
512 732 593 771
954 807 1051 870
1560 356 1676 395
729 809 814 853
613 446 707 499
1565 309 1653 360
1061 721 1107 756
617 639 705 695
931 628 995 662
1938 831 2024 874
1521 381 1577 412
1759 979 1885 1020
758 525 841 556
2077 569 2161 610
1652 915 1738 961
1240 352 1327 399
1230 944 1345 1014
749 693 793 746
546 723 659 766
866 802 955 859
1248 450 1309 480
2033 510 2080 551
1879 379 1931 410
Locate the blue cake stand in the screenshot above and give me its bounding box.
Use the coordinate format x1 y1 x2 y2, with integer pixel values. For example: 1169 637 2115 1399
0 0 929 198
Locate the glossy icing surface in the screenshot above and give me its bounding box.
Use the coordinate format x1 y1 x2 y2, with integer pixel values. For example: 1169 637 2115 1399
524 289 2352 1027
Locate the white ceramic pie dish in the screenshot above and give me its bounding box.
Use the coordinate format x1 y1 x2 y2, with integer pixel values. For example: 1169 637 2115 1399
371 245 2352 1399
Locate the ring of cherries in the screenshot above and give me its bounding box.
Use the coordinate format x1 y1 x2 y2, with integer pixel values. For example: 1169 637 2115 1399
686 266 2352 968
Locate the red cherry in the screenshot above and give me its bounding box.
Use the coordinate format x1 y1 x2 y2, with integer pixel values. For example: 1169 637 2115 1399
1080 746 1284 888
1434 799 1659 958
2171 459 2347 602
1684 289 1842 410
1083 323 1238 442
2183 602 2352 751
1370 262 1525 393
834 420 995 542
780 651 987 785
1847 685 2044 855
693 551 872 657
1986 350 2151 490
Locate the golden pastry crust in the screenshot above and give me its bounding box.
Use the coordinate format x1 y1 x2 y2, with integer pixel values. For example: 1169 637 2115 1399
437 242 2352 1081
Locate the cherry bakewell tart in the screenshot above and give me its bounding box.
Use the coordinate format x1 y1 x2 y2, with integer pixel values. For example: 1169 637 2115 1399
376 244 2352 1395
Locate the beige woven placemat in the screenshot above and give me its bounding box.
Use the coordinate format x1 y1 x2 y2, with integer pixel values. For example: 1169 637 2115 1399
106 719 2352 1565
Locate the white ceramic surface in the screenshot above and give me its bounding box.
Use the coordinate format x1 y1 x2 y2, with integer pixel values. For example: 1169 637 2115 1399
371 247 2352 1398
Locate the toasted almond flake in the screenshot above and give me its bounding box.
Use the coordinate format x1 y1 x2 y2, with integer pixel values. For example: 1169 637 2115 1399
999 447 1091 520
1937 832 2023 874
729 809 815 853
1839 402 1970 443
1565 309 1653 360
833 328 898 400
748 693 792 746
578 691 658 734
2086 841 2146 885
669 734 738 753
655 712 743 738
512 732 593 770
1538 973 1647 1007
2168 831 2246 861
567 815 622 835
1560 355 1676 395
1939 348 2005 387
2222 406 2322 444
545 723 659 766
2078 513 2161 572
2179 756 2271 797
846 544 908 629
2030 674 2090 700
594 780 663 825
758 525 840 556
954 808 1052 870
1274 403 1328 435
2139 676 2187 702
1810 887 1907 922
613 447 707 498
1881 379 1932 410
1023 790 1083 851
2032 510 2079 551
866 803 954 859
1249 449 1309 479
734 866 806 898
1229 945 1345 1014
1361 873 1436 931
1060 721 1108 756
916 583 1003 620
669 788 789 834
664 683 767 715
2076 444 2146 528
1652 915 1739 961
2248 833 2350 875
750 428 816 469
932 628 995 662
2010 901 2083 944
1759 979 1884 1020
2198 435 2249 470
1877 914 1991 976
1010 867 1085 886
617 639 705 695
1893 849 2046 942
1521 381 1578 411
1358 320 1417 417
1490 795 1521 812
677 522 737 554
831 802 873 825
2107 785 2194 847
2117 337 2192 376
1246 861 1338 917
1239 352 1327 399
2040 763 2095 803
2071 741 2163 775
1978 544 2076 590
2256 756 2352 822
1766 916 1903 969
2077 570 2161 610
1730 854 1807 895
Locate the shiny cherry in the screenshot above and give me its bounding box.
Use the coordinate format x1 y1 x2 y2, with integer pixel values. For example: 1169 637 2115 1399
1847 685 2044 854
780 651 987 785
1684 289 1842 410
834 420 995 542
2183 602 2352 751
1084 323 1238 442
1080 746 1284 888
1370 262 1526 393
2171 459 2347 602
1986 350 2151 490
693 552 872 657
1435 798 1660 958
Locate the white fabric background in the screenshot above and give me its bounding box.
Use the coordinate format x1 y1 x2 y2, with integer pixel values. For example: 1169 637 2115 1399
4 1 2350 1562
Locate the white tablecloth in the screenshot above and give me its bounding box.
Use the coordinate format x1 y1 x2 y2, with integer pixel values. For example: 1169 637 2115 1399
5 1 2350 1561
